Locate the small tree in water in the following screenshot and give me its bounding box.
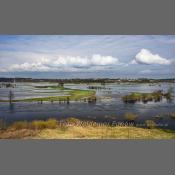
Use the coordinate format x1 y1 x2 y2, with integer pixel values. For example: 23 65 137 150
67 97 70 104
9 90 14 104
58 82 64 87
165 87 173 102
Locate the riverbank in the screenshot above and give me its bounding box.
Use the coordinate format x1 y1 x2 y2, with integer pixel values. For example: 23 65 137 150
1 118 175 139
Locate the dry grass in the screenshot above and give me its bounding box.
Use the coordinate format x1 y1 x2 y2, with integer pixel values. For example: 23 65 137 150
10 121 29 130
1 118 175 139
9 119 58 130
35 125 175 139
0 129 37 139
30 119 58 130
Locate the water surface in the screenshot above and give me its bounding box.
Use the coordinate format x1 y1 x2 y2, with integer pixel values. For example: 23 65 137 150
0 82 175 129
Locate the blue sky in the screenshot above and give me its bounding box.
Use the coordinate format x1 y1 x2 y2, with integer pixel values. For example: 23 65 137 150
0 35 175 79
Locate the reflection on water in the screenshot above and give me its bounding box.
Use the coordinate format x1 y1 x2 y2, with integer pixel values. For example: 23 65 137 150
9 103 15 113
0 82 175 129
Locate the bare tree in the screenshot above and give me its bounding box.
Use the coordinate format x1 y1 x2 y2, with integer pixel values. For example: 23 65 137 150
9 90 14 104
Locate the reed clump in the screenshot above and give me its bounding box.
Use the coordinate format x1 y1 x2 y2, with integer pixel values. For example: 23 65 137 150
145 120 156 129
65 117 81 125
122 89 172 103
170 112 175 119
124 112 138 121
10 119 58 130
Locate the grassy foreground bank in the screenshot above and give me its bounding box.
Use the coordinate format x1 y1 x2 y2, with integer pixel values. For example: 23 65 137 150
1 118 175 139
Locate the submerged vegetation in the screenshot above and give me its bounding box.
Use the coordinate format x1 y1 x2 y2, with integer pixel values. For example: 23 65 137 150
170 113 175 119
1 117 175 139
20 89 96 103
0 83 16 88
88 86 110 90
124 112 138 121
0 85 96 103
145 120 156 129
154 114 164 120
122 89 173 103
34 85 66 90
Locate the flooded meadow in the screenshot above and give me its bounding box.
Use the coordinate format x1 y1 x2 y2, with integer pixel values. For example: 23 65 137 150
0 82 175 129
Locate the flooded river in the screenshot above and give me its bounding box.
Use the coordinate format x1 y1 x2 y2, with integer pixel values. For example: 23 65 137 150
0 82 175 129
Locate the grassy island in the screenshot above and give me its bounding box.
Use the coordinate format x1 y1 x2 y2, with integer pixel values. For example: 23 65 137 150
21 89 96 102
122 90 172 103
0 85 96 103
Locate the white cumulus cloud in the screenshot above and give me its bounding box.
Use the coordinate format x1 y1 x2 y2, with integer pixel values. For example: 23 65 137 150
132 49 172 65
1 54 121 72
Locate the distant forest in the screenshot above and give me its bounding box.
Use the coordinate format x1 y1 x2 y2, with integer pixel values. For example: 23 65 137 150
0 78 175 83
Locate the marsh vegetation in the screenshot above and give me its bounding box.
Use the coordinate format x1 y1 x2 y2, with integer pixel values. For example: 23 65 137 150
124 112 138 122
122 89 173 103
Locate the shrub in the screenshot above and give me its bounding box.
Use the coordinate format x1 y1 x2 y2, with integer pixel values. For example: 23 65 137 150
170 113 175 119
0 119 4 129
30 119 58 130
6 119 58 130
65 117 80 125
45 119 58 129
124 112 138 121
122 91 165 103
11 121 28 130
145 120 156 129
165 87 173 100
30 120 46 130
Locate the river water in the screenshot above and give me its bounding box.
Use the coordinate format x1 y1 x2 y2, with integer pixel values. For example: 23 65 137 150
0 82 175 129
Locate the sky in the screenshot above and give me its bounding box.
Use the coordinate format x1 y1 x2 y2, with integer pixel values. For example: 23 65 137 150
0 35 175 79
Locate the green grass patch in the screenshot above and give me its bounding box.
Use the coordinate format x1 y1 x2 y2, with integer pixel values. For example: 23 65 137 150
122 90 171 103
20 89 95 102
0 88 96 102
